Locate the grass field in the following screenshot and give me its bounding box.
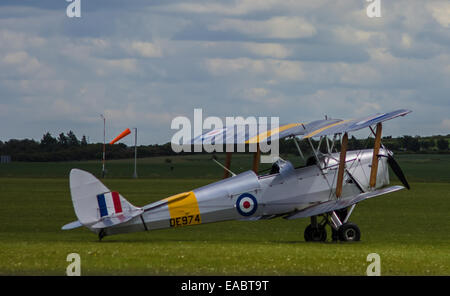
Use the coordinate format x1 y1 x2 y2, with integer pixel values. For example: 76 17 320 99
0 153 449 275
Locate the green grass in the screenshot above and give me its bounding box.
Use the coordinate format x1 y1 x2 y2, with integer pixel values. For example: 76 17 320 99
1 153 449 182
0 154 272 179
0 177 449 275
0 153 449 275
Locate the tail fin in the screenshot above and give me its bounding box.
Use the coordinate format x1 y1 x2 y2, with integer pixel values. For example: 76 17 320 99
63 169 142 230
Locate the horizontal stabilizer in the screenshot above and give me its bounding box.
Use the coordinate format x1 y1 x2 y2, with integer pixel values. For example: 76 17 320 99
62 220 83 230
91 210 143 229
284 185 405 220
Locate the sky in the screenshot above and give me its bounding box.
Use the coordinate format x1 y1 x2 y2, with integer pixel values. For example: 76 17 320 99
0 0 449 145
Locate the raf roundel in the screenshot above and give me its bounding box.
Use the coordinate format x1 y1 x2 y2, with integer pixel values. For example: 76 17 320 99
236 193 258 216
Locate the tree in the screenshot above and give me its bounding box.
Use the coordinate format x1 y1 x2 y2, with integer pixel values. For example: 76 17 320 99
420 139 434 151
437 138 449 151
401 135 420 152
67 130 80 147
58 133 68 148
40 132 58 151
81 135 88 146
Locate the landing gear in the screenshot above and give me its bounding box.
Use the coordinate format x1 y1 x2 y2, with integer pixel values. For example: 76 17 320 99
304 207 361 242
304 216 327 242
338 222 360 242
304 224 327 242
98 229 106 241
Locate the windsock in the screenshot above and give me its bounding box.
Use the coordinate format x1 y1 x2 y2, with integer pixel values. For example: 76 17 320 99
110 128 131 145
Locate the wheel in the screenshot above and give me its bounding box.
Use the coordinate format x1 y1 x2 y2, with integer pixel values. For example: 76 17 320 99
331 228 339 242
304 224 327 242
338 222 361 242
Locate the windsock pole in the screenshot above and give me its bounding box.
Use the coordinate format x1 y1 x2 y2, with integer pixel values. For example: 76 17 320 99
133 128 138 179
101 114 106 178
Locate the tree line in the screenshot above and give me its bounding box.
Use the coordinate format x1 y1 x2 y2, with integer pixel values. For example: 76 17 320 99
0 131 177 162
279 134 449 156
0 131 448 162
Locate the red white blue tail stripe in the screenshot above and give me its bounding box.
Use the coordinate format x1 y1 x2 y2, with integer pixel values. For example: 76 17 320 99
97 192 123 217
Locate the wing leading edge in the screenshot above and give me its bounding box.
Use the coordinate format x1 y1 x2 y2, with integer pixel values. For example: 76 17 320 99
302 109 411 139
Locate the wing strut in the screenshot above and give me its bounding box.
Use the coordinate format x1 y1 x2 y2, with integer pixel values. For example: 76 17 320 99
335 132 348 198
252 144 261 173
223 152 232 179
369 122 382 188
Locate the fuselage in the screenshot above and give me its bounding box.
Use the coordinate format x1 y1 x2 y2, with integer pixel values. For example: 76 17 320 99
102 148 390 236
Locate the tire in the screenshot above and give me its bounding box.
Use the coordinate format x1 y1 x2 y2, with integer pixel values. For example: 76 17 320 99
304 224 327 242
331 228 339 242
338 222 361 242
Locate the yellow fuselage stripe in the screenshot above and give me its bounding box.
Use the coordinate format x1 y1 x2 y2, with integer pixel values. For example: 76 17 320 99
164 191 201 226
245 123 302 144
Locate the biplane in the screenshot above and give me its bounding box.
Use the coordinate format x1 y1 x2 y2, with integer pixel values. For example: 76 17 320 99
63 109 411 242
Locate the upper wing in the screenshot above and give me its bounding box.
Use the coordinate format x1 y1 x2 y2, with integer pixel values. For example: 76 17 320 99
302 109 411 139
283 185 405 220
188 122 308 145
177 109 411 146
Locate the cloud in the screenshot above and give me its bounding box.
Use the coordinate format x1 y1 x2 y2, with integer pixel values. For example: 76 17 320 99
127 41 164 58
427 1 450 28
0 29 46 49
204 58 305 81
244 43 291 59
1 50 52 79
0 0 449 143
209 16 316 39
99 58 139 75
162 0 328 17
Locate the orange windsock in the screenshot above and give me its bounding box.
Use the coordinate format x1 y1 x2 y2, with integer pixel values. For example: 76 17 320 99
110 128 131 144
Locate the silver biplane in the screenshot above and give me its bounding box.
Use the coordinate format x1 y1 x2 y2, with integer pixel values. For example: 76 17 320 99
63 109 411 242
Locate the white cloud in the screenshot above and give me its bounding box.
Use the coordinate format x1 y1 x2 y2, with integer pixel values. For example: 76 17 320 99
128 41 163 58
204 58 304 81
163 1 326 16
0 1 449 143
205 58 265 75
332 26 385 45
427 1 450 28
244 43 291 59
245 87 269 98
241 87 284 107
401 33 413 49
98 58 139 75
0 29 46 50
1 51 50 78
209 16 316 39
105 104 176 127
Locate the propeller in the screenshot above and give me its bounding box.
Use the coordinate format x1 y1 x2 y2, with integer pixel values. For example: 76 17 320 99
386 153 410 190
